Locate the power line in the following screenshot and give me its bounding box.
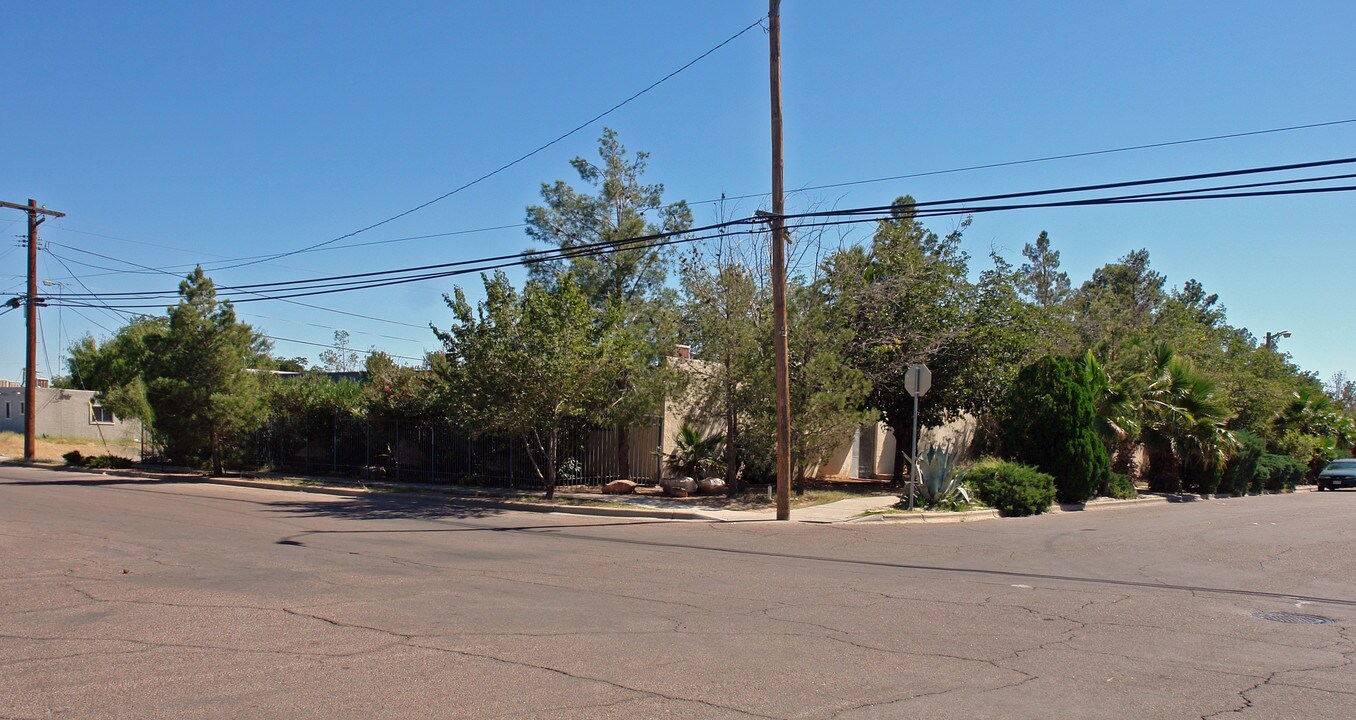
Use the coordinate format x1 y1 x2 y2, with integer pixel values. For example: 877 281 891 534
49 171 1345 310
64 299 428 364
42 252 434 368
777 156 1356 221
43 243 431 330
50 226 765 309
41 115 1356 277
55 215 765 300
706 116 1356 205
50 182 1356 309
254 334 425 364
210 15 769 272
48 155 1356 308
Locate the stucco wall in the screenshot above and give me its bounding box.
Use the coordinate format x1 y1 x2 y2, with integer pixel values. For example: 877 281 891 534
0 387 142 444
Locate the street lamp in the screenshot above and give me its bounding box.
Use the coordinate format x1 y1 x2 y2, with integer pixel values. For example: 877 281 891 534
1262 330 1291 381
1264 330 1291 350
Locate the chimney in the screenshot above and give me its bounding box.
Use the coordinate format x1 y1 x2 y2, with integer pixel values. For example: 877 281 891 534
674 344 692 360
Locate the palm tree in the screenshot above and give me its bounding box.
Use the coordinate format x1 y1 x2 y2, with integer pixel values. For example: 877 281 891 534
1140 345 1235 492
661 421 726 478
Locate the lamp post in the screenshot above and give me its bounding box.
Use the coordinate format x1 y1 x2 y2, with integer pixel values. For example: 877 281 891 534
1263 330 1291 380
1264 330 1291 350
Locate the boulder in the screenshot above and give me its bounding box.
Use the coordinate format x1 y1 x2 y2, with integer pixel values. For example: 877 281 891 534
360 465 385 480
661 476 698 497
697 477 727 495
601 479 638 495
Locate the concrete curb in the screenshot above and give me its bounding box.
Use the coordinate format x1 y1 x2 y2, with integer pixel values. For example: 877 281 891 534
848 508 1002 524
849 493 1193 523
1050 495 1172 513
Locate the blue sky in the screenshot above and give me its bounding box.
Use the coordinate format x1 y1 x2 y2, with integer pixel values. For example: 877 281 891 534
3 1 1353 386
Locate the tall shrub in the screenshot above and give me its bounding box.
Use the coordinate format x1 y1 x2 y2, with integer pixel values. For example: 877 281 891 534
1001 355 1110 503
1222 430 1264 496
1258 453 1306 492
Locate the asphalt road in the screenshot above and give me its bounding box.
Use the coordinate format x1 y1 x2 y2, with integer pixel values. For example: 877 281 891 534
2 465 1353 719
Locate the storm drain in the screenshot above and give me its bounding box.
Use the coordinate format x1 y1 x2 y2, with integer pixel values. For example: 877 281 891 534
1253 611 1333 625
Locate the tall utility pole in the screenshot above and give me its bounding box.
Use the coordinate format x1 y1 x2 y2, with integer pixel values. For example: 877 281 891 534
768 0 792 521
2 199 66 461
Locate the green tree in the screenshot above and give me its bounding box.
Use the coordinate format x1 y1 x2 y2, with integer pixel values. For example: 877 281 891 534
1068 249 1166 373
1001 355 1110 503
1017 230 1071 308
432 271 620 499
143 267 270 474
64 315 166 424
678 244 762 492
1330 371 1356 414
773 273 876 490
1077 350 1139 483
318 330 360 372
525 128 692 479
831 198 1030 482
362 350 438 422
1138 345 1235 493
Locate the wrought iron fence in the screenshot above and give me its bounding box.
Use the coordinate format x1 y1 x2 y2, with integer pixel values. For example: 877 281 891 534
245 415 662 489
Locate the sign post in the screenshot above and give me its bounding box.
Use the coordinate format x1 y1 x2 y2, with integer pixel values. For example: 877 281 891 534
903 363 932 510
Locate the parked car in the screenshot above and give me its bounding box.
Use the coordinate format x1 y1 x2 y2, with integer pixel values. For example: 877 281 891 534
1317 458 1356 491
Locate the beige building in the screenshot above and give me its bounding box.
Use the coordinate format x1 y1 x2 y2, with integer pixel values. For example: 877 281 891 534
657 349 972 481
0 385 142 446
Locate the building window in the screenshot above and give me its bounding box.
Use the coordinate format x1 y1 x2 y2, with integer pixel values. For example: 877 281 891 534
4 401 8 418
90 401 115 425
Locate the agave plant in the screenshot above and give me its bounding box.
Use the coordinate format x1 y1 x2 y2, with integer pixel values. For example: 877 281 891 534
908 432 972 508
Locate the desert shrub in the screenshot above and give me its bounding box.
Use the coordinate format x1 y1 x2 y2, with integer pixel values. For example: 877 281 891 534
62 449 86 466
1222 431 1264 496
1000 355 1110 504
966 457 1057 517
1258 453 1306 492
1106 472 1137 499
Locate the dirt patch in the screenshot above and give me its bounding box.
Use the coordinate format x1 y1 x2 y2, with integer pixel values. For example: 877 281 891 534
0 431 141 463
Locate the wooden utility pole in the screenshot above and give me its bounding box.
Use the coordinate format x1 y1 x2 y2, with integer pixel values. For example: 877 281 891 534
768 0 792 521
2 199 66 461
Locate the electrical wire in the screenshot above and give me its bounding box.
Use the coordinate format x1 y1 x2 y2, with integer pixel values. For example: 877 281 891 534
708 117 1356 204
38 116 1356 277
52 214 765 300
48 171 1350 310
50 226 766 309
42 244 432 330
774 156 1356 221
70 302 430 365
210 15 769 272
49 179 1356 309
46 155 1356 307
44 254 434 371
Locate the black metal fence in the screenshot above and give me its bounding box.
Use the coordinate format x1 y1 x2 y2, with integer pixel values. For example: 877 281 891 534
244 415 663 488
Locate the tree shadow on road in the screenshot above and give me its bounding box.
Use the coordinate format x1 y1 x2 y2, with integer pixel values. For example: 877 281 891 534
263 492 509 523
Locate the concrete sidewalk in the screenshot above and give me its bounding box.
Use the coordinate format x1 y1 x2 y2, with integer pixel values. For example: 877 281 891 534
552 492 904 523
